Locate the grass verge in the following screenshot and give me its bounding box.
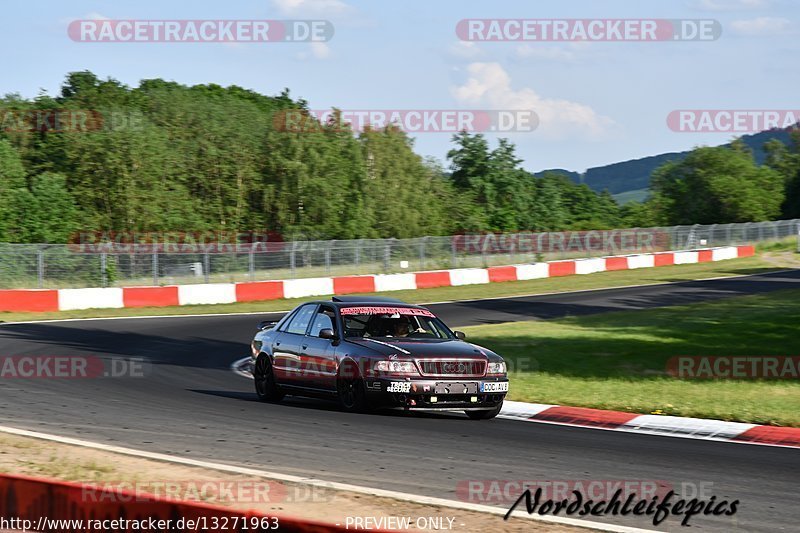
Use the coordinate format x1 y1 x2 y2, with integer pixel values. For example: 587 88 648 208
1 254 795 323
464 289 800 427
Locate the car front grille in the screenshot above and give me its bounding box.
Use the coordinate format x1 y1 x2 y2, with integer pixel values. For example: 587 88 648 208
417 359 486 377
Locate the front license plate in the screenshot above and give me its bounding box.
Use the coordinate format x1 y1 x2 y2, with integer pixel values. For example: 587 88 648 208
481 382 509 393
434 382 478 394
387 382 411 393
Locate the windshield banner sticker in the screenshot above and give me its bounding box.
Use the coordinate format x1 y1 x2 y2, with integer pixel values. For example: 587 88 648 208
340 306 435 317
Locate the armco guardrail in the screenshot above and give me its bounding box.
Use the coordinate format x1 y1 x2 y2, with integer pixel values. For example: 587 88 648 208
0 246 755 313
0 219 796 290
0 472 360 533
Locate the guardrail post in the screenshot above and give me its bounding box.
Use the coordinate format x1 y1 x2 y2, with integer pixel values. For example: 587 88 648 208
383 239 392 273
290 242 297 278
451 236 457 268
100 252 107 287
248 246 255 281
631 227 641 254
152 252 158 285
203 251 210 283
37 248 44 288
325 241 333 275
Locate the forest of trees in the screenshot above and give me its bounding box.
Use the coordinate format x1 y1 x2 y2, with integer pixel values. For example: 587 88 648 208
0 71 798 244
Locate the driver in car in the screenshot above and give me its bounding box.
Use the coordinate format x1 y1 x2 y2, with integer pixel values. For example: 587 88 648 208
390 317 411 337
388 316 429 337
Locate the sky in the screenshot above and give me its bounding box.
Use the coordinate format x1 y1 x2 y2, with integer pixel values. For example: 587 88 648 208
1 0 798 174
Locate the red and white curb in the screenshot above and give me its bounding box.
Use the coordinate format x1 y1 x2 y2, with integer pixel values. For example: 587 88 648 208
501 401 800 449
231 359 800 449
0 246 755 313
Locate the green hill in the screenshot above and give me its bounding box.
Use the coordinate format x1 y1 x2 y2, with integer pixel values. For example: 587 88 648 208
536 128 795 196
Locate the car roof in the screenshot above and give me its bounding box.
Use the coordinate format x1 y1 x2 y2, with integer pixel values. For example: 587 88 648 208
331 295 405 304
320 295 430 311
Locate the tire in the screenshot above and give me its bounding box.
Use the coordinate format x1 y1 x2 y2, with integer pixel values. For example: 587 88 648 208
254 354 284 402
336 362 369 413
465 400 503 420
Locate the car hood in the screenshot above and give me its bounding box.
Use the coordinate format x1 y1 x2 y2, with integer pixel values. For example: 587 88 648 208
345 337 500 360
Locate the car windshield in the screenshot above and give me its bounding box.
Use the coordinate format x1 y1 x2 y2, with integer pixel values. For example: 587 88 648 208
340 306 454 340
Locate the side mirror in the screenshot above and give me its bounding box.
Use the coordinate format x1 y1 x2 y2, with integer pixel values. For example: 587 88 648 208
454 330 466 340
257 320 277 331
319 328 338 340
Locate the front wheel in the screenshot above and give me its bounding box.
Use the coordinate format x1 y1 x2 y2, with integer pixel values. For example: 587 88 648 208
465 401 503 420
254 354 284 402
336 363 369 413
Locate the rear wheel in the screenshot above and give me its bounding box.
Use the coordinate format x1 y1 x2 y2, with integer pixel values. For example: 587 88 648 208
465 400 503 420
336 363 369 413
254 354 284 402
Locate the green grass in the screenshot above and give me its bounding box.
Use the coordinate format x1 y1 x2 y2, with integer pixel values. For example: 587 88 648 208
0 255 787 323
464 289 800 427
756 236 798 253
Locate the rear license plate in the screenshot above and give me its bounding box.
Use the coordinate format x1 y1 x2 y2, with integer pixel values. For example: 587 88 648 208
434 382 478 394
480 382 509 393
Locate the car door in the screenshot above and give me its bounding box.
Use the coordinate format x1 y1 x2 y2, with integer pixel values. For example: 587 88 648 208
271 304 316 386
304 305 340 390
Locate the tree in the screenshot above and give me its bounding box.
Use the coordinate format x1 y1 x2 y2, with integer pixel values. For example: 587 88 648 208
764 133 800 219
621 200 664 228
650 142 784 224
484 139 535 231
447 132 491 192
358 126 450 238
11 70 791 246
0 139 26 239
447 133 539 232
5 172 79 242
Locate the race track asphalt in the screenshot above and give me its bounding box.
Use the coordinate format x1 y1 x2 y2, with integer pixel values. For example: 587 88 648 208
1 269 798 532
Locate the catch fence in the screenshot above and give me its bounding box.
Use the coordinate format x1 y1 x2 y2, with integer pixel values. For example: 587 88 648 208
0 219 797 289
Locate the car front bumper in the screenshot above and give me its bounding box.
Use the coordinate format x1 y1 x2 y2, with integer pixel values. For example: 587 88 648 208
364 377 508 409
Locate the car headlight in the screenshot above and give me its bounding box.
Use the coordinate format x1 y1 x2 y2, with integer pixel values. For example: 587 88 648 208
487 362 507 375
374 360 418 374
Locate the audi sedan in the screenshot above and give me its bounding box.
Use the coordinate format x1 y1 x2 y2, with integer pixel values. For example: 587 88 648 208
250 296 508 419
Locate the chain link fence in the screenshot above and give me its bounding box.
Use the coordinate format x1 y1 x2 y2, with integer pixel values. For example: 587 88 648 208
0 219 797 289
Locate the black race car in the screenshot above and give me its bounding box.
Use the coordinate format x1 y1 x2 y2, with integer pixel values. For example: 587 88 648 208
250 296 508 419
